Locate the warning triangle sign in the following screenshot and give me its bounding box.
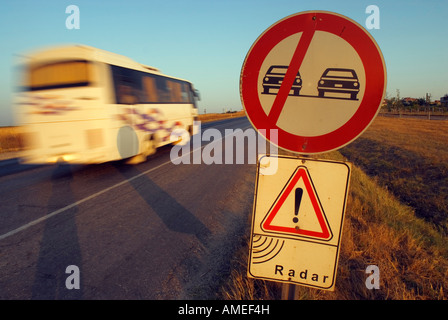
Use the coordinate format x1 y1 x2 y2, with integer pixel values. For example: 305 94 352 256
261 166 332 241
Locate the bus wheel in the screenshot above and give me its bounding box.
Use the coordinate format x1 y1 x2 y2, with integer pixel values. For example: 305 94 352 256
126 137 156 164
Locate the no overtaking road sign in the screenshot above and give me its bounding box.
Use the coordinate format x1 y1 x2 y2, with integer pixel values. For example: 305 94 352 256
240 11 387 154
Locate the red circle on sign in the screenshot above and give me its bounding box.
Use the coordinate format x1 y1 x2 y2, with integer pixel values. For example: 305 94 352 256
240 11 387 154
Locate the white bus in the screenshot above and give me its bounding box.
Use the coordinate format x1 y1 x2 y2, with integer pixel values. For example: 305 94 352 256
15 44 200 164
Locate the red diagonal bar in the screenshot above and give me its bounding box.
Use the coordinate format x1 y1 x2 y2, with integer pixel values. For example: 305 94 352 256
268 20 317 125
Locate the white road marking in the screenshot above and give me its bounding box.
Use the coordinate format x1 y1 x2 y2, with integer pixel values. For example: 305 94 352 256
0 157 173 241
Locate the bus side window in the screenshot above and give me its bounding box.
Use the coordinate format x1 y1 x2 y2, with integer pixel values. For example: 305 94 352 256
180 83 189 103
155 77 170 103
142 76 158 103
167 80 182 103
111 65 142 105
118 84 138 104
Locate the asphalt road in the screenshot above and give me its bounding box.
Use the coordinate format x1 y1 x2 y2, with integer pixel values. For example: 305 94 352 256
0 117 259 299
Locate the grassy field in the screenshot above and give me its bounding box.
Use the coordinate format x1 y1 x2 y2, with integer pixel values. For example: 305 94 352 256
340 116 448 233
219 116 448 300
197 111 246 123
0 126 23 153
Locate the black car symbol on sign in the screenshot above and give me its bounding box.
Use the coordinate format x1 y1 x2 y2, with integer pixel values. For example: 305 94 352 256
262 65 302 96
317 68 360 100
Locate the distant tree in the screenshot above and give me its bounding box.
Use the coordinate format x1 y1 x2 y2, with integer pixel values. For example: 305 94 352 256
395 89 403 110
387 97 396 112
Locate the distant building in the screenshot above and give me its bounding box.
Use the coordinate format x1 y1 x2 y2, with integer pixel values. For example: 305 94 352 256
402 97 417 106
441 94 448 107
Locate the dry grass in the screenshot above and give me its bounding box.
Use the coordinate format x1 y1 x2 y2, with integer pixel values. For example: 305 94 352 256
0 126 23 153
197 111 246 123
218 226 282 300
340 117 448 232
358 116 448 165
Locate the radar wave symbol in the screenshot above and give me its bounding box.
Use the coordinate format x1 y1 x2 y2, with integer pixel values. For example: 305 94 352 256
252 235 284 264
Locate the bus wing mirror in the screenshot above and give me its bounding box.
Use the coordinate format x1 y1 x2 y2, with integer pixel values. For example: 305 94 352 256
194 90 201 101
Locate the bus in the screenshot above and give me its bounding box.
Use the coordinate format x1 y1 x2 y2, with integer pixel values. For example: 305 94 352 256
15 44 200 164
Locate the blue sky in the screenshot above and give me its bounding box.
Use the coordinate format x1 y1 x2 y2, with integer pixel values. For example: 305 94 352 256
0 0 447 126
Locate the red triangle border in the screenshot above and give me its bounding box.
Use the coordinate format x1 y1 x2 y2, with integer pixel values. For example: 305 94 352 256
261 167 332 240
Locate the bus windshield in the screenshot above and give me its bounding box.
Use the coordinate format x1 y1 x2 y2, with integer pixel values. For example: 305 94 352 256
27 60 92 91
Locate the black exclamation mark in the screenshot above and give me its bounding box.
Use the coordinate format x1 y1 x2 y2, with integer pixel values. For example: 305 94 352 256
293 188 303 224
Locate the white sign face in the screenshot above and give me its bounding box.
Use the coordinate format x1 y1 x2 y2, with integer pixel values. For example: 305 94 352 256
240 11 387 154
248 155 351 290
258 31 366 137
